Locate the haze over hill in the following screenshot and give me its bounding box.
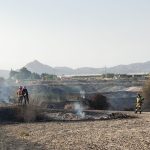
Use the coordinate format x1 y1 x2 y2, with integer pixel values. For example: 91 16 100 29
25 60 104 75
25 60 150 75
1 60 150 78
0 70 10 79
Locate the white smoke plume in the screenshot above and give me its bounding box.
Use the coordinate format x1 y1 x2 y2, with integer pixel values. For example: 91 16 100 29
0 83 10 103
74 102 85 118
80 90 85 99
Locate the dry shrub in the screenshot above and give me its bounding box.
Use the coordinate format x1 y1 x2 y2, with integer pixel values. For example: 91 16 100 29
142 79 150 111
64 103 74 110
20 131 30 137
89 93 109 110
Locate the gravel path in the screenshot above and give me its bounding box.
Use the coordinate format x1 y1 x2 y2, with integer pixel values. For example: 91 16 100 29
0 112 150 150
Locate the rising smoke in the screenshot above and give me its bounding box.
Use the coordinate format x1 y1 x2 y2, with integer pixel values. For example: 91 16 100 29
74 102 85 118
80 90 85 99
0 81 10 103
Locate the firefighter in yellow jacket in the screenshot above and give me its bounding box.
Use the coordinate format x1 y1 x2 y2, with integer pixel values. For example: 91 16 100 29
17 86 23 105
135 93 144 114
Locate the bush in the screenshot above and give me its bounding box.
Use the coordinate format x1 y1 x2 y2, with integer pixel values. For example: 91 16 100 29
64 103 74 110
88 93 109 110
142 79 150 111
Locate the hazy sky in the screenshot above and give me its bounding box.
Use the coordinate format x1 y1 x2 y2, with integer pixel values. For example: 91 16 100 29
0 0 150 70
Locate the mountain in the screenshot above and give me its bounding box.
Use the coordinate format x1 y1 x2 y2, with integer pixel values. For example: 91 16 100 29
54 67 74 75
75 67 104 75
0 70 10 79
25 60 55 74
108 61 150 74
1 60 150 78
24 60 150 75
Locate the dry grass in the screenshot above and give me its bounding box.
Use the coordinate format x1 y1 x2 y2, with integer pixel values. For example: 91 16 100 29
142 79 150 110
0 112 150 150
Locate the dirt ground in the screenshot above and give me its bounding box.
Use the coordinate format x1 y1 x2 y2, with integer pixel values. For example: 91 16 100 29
0 112 150 150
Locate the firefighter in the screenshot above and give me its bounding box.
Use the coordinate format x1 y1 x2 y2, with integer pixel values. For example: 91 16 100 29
135 93 144 114
17 86 23 105
22 86 29 105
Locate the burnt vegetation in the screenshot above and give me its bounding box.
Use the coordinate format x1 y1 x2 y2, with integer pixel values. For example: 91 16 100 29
0 105 42 123
88 93 109 110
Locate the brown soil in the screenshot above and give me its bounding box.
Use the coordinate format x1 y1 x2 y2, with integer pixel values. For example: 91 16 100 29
0 112 150 150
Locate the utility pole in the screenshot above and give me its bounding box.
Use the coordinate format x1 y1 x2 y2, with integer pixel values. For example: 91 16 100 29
104 65 107 78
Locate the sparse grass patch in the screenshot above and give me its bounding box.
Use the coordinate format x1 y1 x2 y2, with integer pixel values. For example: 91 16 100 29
20 131 30 137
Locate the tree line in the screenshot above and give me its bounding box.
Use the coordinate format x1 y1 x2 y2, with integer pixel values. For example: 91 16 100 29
9 67 57 80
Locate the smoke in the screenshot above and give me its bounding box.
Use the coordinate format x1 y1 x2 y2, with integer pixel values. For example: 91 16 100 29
0 81 10 103
74 102 85 118
80 90 85 99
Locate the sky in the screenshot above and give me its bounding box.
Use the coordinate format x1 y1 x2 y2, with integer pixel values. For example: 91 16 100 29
0 0 150 70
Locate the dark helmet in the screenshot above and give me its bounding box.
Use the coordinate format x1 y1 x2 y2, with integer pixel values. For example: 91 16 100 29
19 86 22 89
23 86 26 89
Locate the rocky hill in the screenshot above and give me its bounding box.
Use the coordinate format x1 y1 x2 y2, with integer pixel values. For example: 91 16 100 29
1 60 150 78
25 60 150 75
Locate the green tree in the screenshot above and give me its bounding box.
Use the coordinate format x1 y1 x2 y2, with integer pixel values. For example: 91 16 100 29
9 69 19 79
9 68 42 80
41 73 57 80
17 67 32 80
30 72 41 80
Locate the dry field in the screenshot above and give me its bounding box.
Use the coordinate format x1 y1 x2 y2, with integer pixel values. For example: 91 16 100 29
0 112 150 150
